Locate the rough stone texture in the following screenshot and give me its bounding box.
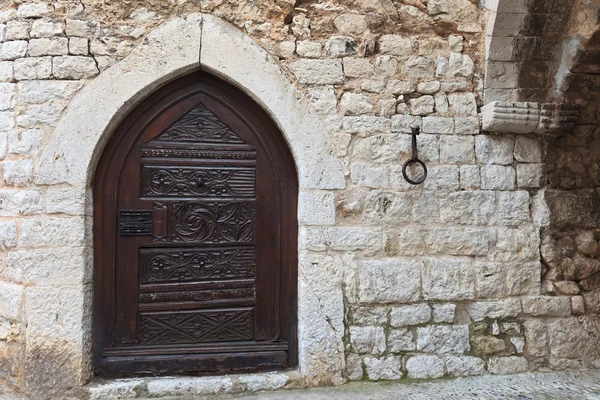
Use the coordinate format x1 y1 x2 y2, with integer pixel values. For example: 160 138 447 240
406 355 445 379
416 325 470 354
488 356 529 375
364 356 403 380
358 259 420 304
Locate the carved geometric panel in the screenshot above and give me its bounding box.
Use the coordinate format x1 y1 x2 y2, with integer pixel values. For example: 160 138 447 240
140 247 256 283
139 308 254 345
154 103 246 144
171 201 255 243
142 166 255 198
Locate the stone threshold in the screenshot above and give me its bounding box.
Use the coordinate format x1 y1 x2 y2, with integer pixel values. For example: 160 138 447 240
86 370 307 399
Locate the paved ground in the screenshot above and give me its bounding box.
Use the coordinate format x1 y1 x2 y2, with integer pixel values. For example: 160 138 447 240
3 370 600 399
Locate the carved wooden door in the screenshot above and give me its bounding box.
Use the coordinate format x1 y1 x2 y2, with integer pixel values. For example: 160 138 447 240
93 73 298 377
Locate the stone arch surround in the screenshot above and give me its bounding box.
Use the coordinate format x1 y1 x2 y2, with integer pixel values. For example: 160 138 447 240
31 13 345 395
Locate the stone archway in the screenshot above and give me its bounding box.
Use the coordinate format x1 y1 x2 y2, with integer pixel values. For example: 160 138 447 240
33 13 345 394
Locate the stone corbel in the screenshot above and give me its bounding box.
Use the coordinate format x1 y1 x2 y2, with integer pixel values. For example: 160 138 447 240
481 101 579 134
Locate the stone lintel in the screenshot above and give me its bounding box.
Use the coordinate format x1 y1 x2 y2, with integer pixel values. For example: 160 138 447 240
481 101 578 134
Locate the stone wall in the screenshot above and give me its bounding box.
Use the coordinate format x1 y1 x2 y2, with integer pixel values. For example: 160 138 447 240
0 0 598 398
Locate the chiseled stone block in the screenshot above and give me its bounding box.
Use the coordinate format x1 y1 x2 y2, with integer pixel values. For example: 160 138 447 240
417 325 470 354
390 303 431 327
349 326 386 354
488 356 528 374
423 257 475 300
358 258 421 303
406 355 445 379
445 356 485 377
290 59 344 84
364 356 403 380
466 299 522 321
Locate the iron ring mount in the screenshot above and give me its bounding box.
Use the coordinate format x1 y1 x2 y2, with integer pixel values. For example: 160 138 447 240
402 126 428 185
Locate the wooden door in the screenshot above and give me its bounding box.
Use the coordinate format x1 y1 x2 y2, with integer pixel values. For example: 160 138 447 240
93 72 298 377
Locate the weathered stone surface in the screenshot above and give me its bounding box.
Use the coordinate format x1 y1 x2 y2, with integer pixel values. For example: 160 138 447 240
422 257 475 300
455 117 480 135
496 191 530 226
471 335 507 355
400 227 492 256
388 328 415 352
340 93 373 115
1 41 27 60
358 259 420 303
301 227 382 252
378 35 412 56
364 356 403 380
350 163 389 187
422 116 454 134
290 59 344 84
52 56 99 79
445 356 485 377
417 325 470 354
406 355 445 379
439 191 495 225
571 296 585 315
387 79 415 95
521 296 571 317
466 299 522 322
14 57 51 80
514 136 543 162
523 319 548 357
31 21 63 38
517 163 543 188
403 56 435 78
439 136 474 164
475 135 514 165
480 165 515 190
350 326 386 355
433 304 456 323
390 304 431 327
0 281 23 320
3 160 33 186
18 81 83 104
343 58 374 78
408 95 435 115
307 86 337 115
343 116 390 133
334 14 368 35
296 41 321 58
447 92 477 116
547 317 600 359
488 356 528 375
325 36 356 57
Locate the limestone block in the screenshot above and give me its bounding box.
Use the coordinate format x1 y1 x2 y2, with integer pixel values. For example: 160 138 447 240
296 40 321 58
298 190 335 225
514 136 542 163
358 258 420 303
28 38 69 56
439 191 495 225
435 92 449 113
449 35 463 52
351 306 388 326
466 299 522 321
350 163 389 188
571 296 585 315
388 328 415 352
494 227 540 263
30 21 62 38
361 79 385 93
0 61 13 81
423 257 475 300
8 129 41 156
447 92 477 116
439 136 474 164
386 79 415 95
422 116 454 134
517 163 543 188
340 93 372 115
45 186 87 215
475 135 514 165
471 336 506 355
446 53 474 79
422 165 459 190
145 377 235 398
391 114 421 134
552 281 579 296
377 34 412 56
69 37 88 56
19 217 87 248
65 19 99 37
546 317 600 358
343 116 390 133
300 227 382 252
475 262 505 298
0 24 5 42
307 86 337 115
5 247 90 286
488 356 528 375
88 379 142 399
445 356 485 377
0 281 23 320
334 14 368 35
1 41 28 60
455 117 480 135
17 3 51 18
3 160 32 186
364 356 403 380
18 80 83 104
0 131 6 159
417 80 441 95
390 304 431 327
52 56 99 79
0 189 42 216
480 165 515 190
459 165 481 189
521 296 571 317
403 56 435 78
374 55 398 76
0 82 15 111
400 227 491 257
290 59 344 85
345 354 364 381
349 326 386 354
343 58 373 78
496 191 530 226
6 21 29 41
17 103 65 128
368 133 404 162
433 304 456 323
13 57 51 80
325 36 356 57
0 110 14 130
406 355 445 379
363 191 412 224
0 221 17 250
411 191 440 224
511 337 524 353
417 325 470 354
408 95 435 115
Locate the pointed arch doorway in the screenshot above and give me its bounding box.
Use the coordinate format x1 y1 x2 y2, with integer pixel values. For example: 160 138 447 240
93 71 298 377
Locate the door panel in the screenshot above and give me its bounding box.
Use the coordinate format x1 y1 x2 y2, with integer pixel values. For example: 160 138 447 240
93 72 298 377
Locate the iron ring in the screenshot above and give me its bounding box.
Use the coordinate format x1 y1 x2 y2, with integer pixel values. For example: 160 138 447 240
402 158 427 185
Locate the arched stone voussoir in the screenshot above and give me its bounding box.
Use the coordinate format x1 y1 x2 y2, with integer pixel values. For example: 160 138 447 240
200 14 346 190
34 14 203 186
